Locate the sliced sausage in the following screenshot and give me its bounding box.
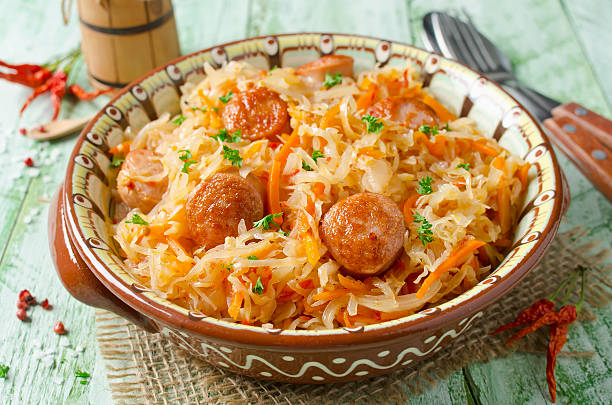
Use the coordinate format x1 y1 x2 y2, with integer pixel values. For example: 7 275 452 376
320 192 404 277
221 87 291 141
367 97 438 129
117 149 167 213
295 55 354 84
186 173 264 249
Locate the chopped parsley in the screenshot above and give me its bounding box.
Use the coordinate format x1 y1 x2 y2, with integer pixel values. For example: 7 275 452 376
247 255 259 260
126 214 148 226
219 90 233 104
224 263 233 271
417 176 433 195
252 276 264 294
418 124 439 136
110 155 125 168
323 72 342 89
179 149 198 173
361 115 384 134
413 213 435 246
212 107 219 113
253 213 282 231
302 149 324 171
191 106 207 113
211 128 241 143
172 115 186 125
75 369 90 385
222 145 243 167
444 123 451 131
457 163 471 170
278 229 289 237
0 364 8 379
270 65 278 71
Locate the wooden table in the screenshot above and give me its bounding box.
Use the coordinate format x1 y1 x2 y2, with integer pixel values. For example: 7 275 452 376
0 0 610 403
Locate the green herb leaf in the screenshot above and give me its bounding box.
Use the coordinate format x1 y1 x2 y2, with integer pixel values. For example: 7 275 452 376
0 364 9 379
219 90 234 104
252 276 264 295
181 160 198 173
417 176 433 195
212 107 219 113
253 213 282 231
323 73 342 89
361 115 384 134
211 128 241 143
222 145 242 167
444 123 451 131
224 263 233 271
418 124 439 136
412 213 435 247
278 229 289 237
110 155 125 168
173 115 186 125
75 370 90 379
457 163 471 170
126 214 149 226
191 106 207 113
178 149 192 161
247 255 259 260
302 149 324 171
270 65 278 71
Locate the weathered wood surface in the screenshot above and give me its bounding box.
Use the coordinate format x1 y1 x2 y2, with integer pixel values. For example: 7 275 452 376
0 0 609 404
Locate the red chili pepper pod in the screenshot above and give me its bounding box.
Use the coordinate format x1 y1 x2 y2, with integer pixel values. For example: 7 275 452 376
490 299 556 335
68 84 112 101
0 60 52 88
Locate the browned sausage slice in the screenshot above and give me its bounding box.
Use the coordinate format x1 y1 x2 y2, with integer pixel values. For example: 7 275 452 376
117 149 167 213
186 173 264 249
295 55 354 84
367 97 439 129
320 192 404 277
221 87 291 141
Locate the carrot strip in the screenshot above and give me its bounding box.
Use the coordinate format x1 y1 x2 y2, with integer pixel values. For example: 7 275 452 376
338 274 368 292
471 140 499 157
359 77 374 91
416 239 486 299
359 146 385 158
518 163 531 190
492 155 506 172
267 128 301 224
298 279 315 289
167 237 189 259
419 93 456 123
312 289 349 301
313 182 325 196
426 135 447 158
320 104 340 129
242 141 265 160
228 291 244 319
356 83 377 111
402 194 420 223
343 310 352 328
109 141 131 155
303 233 320 265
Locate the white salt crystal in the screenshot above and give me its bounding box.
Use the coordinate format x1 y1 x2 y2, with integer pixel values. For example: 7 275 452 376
26 168 40 178
53 377 64 385
75 345 84 353
59 336 71 347
23 216 32 224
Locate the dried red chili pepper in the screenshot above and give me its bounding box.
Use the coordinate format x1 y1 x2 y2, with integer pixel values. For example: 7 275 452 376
68 84 112 101
0 61 52 88
504 310 560 346
19 70 68 120
490 299 555 335
546 305 577 403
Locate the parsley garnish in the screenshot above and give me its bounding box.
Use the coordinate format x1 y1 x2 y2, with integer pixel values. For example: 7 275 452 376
247 255 259 260
110 155 125 168
191 106 207 113
126 214 148 226
270 65 278 71
219 90 233 104
252 276 264 294
0 364 9 379
75 370 90 385
179 149 198 173
212 107 219 113
413 213 435 246
302 149 324 171
323 73 342 89
417 176 433 195
278 229 289 237
222 145 242 167
361 115 384 134
211 128 241 143
418 124 439 136
253 213 282 230
444 123 451 131
173 115 186 125
457 163 471 170
224 263 233 271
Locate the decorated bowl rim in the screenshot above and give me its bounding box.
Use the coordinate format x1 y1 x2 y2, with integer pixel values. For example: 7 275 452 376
60 32 565 348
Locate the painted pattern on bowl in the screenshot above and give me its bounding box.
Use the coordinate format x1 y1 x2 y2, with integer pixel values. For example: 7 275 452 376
57 33 566 383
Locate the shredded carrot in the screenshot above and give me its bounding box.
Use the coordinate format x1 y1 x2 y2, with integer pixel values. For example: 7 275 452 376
343 310 352 328
518 163 531 190
426 135 447 158
497 186 511 234
402 194 420 223
338 274 368 292
228 291 244 319
356 83 377 111
416 239 486 299
419 93 456 123
320 104 340 129
359 146 385 158
109 141 131 156
242 141 265 160
359 77 374 91
303 233 320 265
147 223 166 238
491 155 506 172
298 279 315 289
167 237 189 259
312 289 349 301
313 182 325 196
267 127 301 224
471 140 499 157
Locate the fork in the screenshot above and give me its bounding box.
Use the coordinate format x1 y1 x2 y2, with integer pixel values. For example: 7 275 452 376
422 11 612 202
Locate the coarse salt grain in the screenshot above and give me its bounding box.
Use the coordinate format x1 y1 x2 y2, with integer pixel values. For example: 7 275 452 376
42 357 55 368
75 345 85 353
53 377 64 385
23 216 32 224
59 336 71 347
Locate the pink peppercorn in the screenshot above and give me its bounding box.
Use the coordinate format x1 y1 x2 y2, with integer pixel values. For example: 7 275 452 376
53 321 66 335
24 157 34 167
16 309 27 321
41 299 51 310
19 128 27 135
17 301 28 310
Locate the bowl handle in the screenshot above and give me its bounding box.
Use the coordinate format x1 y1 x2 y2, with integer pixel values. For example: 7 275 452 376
49 185 159 333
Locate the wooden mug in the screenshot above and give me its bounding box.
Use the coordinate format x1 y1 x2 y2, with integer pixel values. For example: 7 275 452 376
73 0 181 90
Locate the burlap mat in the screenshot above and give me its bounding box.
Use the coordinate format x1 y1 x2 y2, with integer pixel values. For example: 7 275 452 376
95 226 611 404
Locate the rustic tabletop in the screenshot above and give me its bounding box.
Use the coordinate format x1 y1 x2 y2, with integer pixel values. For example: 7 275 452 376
0 0 610 404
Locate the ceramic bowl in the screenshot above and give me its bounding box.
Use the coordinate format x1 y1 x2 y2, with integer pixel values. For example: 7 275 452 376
49 33 569 384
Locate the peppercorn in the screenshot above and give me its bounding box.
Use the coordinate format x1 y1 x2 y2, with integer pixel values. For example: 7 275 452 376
24 157 34 167
41 299 51 310
18 289 32 302
53 321 66 335
16 301 27 310
19 128 27 135
16 309 28 321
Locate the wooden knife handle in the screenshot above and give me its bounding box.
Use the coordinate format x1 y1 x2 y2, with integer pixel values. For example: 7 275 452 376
543 112 612 203
551 102 612 151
